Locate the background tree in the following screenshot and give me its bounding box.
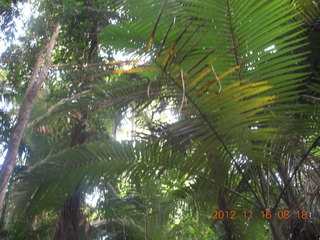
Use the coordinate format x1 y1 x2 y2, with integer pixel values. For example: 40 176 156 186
0 21 61 210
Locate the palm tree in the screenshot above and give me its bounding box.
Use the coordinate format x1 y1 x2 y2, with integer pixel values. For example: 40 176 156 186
99 0 320 238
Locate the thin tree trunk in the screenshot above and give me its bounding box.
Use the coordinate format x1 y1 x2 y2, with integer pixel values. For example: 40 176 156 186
0 23 61 211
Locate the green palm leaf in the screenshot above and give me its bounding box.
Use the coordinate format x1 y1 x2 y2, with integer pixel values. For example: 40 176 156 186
100 0 308 167
12 141 184 214
99 2 313 237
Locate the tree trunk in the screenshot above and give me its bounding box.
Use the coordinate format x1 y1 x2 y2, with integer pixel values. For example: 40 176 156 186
53 119 86 240
53 9 104 238
0 23 61 212
269 219 287 240
218 189 241 240
53 193 81 240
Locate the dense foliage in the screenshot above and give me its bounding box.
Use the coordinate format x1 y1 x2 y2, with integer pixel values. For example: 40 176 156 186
0 0 319 239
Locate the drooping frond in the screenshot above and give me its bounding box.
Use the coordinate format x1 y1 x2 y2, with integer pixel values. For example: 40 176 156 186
101 1 307 207
12 141 186 214
13 139 273 238
101 0 308 167
28 75 175 133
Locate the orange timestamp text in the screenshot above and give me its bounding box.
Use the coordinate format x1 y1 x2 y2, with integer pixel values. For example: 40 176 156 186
211 210 310 220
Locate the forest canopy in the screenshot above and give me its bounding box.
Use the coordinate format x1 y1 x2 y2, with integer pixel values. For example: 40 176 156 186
0 0 319 239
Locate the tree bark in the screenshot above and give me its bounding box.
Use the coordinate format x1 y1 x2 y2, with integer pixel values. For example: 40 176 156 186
269 219 287 240
53 193 81 240
53 119 86 240
0 23 61 211
53 11 104 238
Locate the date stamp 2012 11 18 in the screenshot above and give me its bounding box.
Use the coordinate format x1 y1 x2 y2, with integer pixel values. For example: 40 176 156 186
211 210 310 220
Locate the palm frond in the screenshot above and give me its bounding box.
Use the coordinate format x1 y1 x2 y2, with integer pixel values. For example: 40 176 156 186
101 0 308 167
12 141 185 214
98 3 313 234
292 0 320 27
